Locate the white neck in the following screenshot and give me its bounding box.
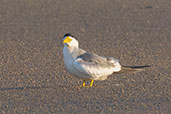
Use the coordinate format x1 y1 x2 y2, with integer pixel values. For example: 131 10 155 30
63 44 79 61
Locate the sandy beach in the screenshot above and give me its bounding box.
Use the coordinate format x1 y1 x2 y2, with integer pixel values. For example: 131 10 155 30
0 0 170 113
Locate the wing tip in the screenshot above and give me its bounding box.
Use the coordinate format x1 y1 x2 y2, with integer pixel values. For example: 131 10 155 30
122 65 150 69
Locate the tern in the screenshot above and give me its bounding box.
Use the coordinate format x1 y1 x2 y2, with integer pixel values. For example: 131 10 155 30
62 34 149 87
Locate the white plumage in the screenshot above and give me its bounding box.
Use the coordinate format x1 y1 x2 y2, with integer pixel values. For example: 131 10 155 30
62 34 122 86
62 34 149 87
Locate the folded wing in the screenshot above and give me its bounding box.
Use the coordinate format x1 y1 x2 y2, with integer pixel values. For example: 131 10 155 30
72 52 121 80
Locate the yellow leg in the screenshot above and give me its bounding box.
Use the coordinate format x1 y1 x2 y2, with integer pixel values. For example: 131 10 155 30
90 80 94 87
82 80 86 87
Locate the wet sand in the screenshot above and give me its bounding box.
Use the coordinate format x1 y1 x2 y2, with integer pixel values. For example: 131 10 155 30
0 0 171 113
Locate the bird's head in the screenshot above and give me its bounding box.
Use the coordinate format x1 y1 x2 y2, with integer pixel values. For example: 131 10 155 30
63 34 79 47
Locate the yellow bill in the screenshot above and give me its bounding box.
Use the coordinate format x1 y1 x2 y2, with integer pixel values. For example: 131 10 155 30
63 37 72 43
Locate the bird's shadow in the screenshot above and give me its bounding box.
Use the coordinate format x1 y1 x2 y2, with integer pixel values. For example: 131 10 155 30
0 86 50 91
0 85 76 91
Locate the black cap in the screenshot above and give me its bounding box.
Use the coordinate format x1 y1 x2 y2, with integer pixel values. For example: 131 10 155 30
64 33 72 37
63 33 78 40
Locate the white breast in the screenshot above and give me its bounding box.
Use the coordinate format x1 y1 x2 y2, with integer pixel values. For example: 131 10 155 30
63 45 93 80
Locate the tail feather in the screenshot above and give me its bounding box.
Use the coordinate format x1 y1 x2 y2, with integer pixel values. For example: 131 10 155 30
114 65 150 74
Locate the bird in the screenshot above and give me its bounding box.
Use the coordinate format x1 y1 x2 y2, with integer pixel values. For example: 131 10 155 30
62 33 150 87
